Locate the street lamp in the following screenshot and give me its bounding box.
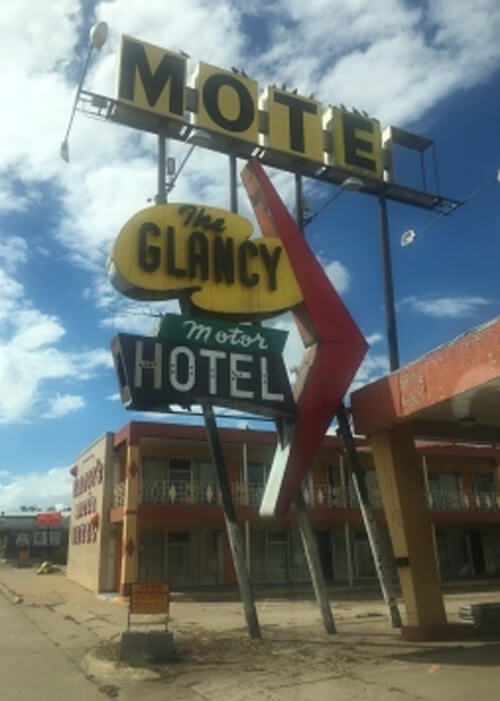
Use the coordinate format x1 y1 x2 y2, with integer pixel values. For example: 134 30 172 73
299 174 400 370
303 175 364 227
378 193 400 370
294 172 402 628
60 21 108 162
401 168 500 247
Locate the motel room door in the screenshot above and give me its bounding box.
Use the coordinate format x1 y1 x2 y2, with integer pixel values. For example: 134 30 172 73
138 530 165 582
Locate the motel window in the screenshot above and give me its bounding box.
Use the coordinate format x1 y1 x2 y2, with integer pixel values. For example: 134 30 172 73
142 457 168 482
246 462 270 484
167 531 191 586
192 460 217 484
168 458 192 483
251 530 291 583
354 531 376 579
327 464 341 489
168 531 190 544
474 473 494 493
473 473 495 510
267 530 289 582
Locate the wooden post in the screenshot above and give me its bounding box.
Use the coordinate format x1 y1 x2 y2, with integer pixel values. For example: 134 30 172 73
203 405 261 639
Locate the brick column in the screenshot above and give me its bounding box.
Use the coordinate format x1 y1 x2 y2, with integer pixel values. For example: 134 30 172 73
119 444 140 596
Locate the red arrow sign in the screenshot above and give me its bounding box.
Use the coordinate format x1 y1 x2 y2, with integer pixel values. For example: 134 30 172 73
241 159 368 517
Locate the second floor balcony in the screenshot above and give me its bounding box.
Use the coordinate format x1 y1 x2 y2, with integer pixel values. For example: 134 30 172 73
141 480 222 506
427 489 500 512
110 479 500 514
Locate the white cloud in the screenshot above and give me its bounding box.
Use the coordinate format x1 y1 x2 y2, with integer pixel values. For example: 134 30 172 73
321 259 350 294
0 466 73 512
0 236 28 271
0 1 498 424
106 392 120 401
348 352 390 395
1 0 497 289
11 311 65 350
99 301 179 336
0 265 111 423
42 394 86 419
400 295 493 319
246 0 500 126
366 332 383 346
0 184 29 213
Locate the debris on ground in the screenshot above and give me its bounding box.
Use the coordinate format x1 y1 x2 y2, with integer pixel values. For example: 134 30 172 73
36 561 60 575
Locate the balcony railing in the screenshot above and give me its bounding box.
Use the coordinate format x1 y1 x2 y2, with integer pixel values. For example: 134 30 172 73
112 481 125 507
230 483 383 509
114 479 500 513
427 489 500 512
140 480 222 506
232 482 266 507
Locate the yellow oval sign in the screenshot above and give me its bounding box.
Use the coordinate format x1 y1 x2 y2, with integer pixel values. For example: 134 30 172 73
108 203 303 318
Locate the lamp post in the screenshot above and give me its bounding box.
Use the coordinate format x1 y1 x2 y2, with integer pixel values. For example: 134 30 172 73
60 22 108 163
378 195 400 371
401 168 500 248
303 175 400 371
295 173 402 628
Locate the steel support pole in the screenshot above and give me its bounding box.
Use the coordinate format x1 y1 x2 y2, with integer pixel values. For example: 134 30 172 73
295 172 304 230
294 173 336 634
243 440 251 572
203 405 261 638
337 406 402 628
229 152 238 213
202 159 259 638
344 521 354 587
295 491 336 633
378 195 400 371
157 131 167 204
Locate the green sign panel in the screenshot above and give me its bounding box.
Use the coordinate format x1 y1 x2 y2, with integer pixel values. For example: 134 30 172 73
156 314 287 354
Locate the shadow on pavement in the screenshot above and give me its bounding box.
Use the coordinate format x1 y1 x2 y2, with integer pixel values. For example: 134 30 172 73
392 642 500 667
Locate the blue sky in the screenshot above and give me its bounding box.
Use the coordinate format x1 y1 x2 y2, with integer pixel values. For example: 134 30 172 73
0 0 499 510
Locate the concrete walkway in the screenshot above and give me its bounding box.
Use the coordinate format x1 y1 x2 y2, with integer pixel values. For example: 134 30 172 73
1 561 500 700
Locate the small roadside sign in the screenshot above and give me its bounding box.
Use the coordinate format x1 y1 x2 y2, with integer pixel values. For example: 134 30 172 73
128 582 170 630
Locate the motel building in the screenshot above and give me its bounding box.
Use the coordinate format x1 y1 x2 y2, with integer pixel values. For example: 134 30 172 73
66 420 500 596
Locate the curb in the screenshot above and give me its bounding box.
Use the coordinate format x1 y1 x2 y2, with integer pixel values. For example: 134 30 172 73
82 650 161 683
0 580 23 605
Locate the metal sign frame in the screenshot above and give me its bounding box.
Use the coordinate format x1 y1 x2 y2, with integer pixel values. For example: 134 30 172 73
79 86 460 214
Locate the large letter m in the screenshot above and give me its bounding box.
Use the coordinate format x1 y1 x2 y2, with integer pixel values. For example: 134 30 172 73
118 36 185 117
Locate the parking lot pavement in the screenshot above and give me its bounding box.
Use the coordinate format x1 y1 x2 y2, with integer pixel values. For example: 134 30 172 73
1 561 500 700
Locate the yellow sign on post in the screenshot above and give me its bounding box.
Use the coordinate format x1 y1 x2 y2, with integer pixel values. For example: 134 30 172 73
130 582 170 614
128 582 170 630
117 35 187 120
329 107 383 179
108 203 303 318
114 35 387 182
260 86 324 164
193 62 259 144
